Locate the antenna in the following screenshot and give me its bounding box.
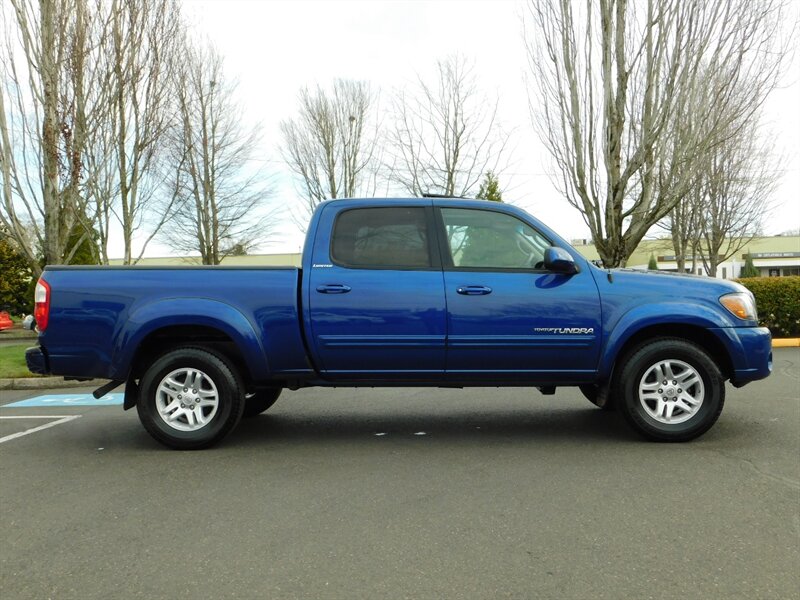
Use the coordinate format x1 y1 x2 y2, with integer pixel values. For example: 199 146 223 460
421 193 468 199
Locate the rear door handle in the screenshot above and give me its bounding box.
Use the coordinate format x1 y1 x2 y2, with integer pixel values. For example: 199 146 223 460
456 285 492 296
316 284 351 294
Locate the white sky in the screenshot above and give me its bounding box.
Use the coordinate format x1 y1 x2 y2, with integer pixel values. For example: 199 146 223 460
134 0 800 257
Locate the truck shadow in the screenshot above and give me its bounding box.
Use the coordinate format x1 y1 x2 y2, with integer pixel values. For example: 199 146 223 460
227 406 638 447
107 399 754 451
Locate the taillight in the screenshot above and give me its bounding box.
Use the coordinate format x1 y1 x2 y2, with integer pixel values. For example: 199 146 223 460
34 278 50 332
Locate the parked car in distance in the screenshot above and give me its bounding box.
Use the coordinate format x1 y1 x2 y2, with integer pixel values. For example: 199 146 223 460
22 314 36 331
25 198 772 449
0 311 14 332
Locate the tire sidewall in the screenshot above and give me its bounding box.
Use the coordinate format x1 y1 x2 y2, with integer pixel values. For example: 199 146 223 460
138 348 243 448
619 340 724 441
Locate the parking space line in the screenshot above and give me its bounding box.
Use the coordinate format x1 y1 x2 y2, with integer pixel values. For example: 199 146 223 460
0 415 82 419
0 415 81 444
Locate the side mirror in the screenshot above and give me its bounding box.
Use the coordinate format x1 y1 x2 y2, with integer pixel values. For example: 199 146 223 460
544 247 578 274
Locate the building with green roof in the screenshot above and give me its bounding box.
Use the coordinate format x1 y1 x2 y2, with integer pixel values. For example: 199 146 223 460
570 236 800 279
113 237 799 280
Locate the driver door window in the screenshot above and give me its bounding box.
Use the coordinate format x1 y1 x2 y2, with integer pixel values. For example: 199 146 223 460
440 208 551 270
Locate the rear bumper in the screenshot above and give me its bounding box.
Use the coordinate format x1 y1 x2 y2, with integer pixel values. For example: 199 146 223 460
25 346 49 375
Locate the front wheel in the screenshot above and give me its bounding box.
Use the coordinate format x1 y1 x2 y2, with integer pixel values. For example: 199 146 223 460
137 347 245 450
617 338 725 442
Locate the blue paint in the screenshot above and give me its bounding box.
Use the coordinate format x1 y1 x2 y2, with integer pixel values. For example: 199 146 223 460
4 393 123 407
27 197 772 389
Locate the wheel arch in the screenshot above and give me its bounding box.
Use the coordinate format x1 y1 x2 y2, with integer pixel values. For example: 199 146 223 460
111 299 271 385
602 323 735 383
127 324 252 383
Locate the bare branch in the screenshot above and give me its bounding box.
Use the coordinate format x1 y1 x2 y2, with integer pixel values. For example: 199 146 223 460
524 0 788 267
280 79 379 230
387 55 510 198
161 40 276 265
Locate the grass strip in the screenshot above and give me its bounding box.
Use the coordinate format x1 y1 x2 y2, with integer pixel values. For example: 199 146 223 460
0 344 35 378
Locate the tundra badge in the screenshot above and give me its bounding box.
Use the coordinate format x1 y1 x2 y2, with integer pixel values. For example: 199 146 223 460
534 327 595 334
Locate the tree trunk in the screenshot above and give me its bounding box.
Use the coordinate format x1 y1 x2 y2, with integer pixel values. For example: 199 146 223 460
672 228 686 273
40 0 62 266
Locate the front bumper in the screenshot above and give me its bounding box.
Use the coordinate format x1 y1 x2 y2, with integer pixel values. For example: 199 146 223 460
25 346 49 375
728 327 772 385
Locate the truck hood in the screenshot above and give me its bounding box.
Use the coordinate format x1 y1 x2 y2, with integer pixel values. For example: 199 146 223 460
588 267 758 329
607 268 749 297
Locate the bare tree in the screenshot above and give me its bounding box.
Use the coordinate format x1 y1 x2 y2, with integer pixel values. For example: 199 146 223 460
163 41 274 265
280 79 379 226
661 192 703 274
656 79 709 274
524 0 787 267
86 0 183 265
0 0 105 273
662 70 778 275
695 117 775 277
389 55 509 198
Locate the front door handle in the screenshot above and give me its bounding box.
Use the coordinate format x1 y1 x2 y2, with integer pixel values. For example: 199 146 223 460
316 284 351 294
456 285 492 296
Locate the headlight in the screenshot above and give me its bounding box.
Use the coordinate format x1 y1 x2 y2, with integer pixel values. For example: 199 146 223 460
720 292 758 321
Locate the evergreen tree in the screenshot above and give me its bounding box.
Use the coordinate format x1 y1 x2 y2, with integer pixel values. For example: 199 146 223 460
740 253 759 278
66 225 99 265
0 236 34 315
476 171 503 202
648 254 658 270
64 206 100 265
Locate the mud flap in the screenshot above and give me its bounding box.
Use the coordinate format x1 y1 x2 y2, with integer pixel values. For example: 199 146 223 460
123 380 139 411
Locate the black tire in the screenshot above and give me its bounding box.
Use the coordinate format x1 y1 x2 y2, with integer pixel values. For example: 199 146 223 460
137 346 245 450
579 384 615 411
242 387 282 418
616 338 725 442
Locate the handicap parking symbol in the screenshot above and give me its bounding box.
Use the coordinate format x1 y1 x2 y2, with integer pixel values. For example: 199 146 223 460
3 393 124 408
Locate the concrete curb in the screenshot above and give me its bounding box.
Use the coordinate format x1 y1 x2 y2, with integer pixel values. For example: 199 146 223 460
772 338 800 348
0 377 108 391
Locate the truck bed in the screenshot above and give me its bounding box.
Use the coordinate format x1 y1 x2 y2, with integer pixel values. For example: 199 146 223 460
34 266 312 383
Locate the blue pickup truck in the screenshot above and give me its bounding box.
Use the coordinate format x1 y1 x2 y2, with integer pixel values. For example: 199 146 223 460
26 198 772 448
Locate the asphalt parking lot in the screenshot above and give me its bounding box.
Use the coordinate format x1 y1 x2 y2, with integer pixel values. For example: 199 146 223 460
1 348 798 599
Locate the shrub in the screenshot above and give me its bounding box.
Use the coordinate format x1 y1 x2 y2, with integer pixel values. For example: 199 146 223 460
735 276 800 337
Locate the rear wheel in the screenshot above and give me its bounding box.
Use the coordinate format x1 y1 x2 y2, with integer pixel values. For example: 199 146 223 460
617 338 724 442
137 347 245 450
242 387 282 418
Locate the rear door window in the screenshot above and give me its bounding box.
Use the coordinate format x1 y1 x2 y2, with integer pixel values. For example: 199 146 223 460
331 207 433 269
